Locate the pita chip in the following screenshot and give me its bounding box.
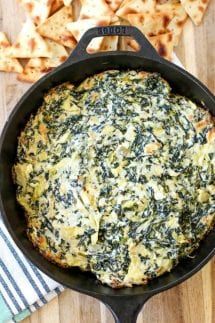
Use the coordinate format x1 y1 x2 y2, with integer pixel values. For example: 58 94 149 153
72 0 82 20
0 32 23 73
156 0 179 5
127 12 174 37
119 37 140 51
8 19 51 58
50 0 64 14
63 0 73 5
79 0 114 19
46 37 68 58
28 38 68 71
17 0 52 25
156 2 187 45
37 6 76 48
156 1 184 14
100 35 119 51
17 64 45 83
180 0 209 25
67 17 111 53
105 0 124 11
167 5 187 45
27 57 54 71
149 32 174 60
18 36 68 82
116 0 156 20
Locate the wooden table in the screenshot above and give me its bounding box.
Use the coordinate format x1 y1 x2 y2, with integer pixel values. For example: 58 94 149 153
0 1 214 322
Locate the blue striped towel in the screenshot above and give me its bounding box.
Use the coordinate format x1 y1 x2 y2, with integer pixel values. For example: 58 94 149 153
0 218 64 323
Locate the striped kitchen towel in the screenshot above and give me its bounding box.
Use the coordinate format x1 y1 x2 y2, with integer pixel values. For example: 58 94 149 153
0 218 64 323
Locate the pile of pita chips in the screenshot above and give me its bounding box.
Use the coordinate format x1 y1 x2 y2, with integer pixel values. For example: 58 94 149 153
149 32 174 60
180 0 210 25
0 0 211 82
79 0 114 19
155 2 188 46
67 0 119 54
67 17 111 53
18 38 68 82
116 0 210 57
8 19 51 58
127 12 175 37
116 0 156 20
37 6 76 48
17 66 46 83
0 32 23 73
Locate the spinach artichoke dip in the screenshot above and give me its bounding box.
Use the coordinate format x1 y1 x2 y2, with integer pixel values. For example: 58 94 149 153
13 70 215 288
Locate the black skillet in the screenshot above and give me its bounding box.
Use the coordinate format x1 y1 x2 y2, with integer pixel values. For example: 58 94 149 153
0 26 215 323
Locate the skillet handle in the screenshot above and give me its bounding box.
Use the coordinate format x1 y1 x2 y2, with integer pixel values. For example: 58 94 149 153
100 294 151 323
66 25 162 62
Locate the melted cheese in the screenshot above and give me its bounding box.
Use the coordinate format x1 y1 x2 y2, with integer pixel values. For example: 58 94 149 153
14 70 215 288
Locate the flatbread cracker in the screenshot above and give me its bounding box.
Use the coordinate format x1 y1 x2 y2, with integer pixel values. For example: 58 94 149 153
149 32 174 60
116 0 156 20
46 38 68 58
120 37 140 51
17 0 52 25
127 12 174 36
156 2 187 45
27 57 56 71
167 5 187 45
8 19 51 58
72 0 82 20
0 32 23 73
67 17 111 53
80 0 114 18
105 0 124 11
63 0 73 5
37 6 76 48
156 0 180 5
17 65 45 82
100 35 119 50
19 37 68 83
119 23 175 59
180 0 209 25
28 38 68 70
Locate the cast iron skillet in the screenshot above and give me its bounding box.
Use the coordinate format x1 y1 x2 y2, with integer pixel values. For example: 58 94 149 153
0 26 215 323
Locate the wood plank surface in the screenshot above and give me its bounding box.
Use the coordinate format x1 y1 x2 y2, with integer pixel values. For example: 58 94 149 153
0 0 214 322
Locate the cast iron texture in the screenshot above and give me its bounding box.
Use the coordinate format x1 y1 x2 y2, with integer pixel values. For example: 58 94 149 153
0 26 214 323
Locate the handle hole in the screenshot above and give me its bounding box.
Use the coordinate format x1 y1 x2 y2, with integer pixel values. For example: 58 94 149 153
86 35 119 54
118 36 141 52
85 35 141 55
